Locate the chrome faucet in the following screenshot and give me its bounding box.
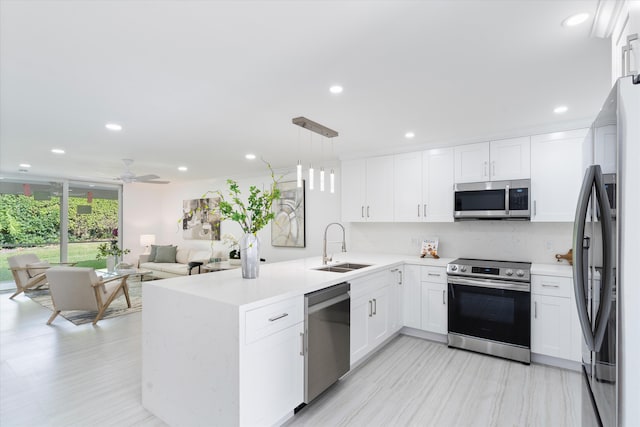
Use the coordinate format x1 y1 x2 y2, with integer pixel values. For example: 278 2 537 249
323 222 347 265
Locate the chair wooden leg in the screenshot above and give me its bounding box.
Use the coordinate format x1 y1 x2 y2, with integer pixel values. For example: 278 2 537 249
9 288 24 299
47 310 61 325
123 282 131 308
93 307 107 325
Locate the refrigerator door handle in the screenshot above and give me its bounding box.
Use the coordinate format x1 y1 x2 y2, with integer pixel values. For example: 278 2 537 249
573 165 596 351
592 165 615 351
572 165 616 352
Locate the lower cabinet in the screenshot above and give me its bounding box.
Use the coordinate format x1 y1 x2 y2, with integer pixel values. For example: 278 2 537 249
421 281 447 334
402 265 422 329
420 266 448 335
350 270 395 366
402 265 448 335
240 296 304 426
241 322 304 426
530 273 581 362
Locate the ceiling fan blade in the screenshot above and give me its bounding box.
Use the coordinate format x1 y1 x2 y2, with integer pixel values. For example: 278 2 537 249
134 174 160 181
141 180 170 184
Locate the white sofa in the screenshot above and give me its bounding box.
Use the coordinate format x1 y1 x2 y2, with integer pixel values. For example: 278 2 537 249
139 247 211 279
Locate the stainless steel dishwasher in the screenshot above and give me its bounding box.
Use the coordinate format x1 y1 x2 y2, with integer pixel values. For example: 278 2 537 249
304 282 351 403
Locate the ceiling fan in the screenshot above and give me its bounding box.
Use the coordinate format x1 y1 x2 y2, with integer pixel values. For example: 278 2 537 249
115 159 170 184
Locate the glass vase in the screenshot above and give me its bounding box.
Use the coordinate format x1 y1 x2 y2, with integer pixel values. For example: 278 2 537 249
240 233 260 279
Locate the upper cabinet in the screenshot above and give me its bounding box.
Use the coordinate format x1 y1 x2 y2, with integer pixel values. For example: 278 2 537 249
393 148 454 222
454 137 530 183
530 129 589 222
341 156 394 222
610 2 639 85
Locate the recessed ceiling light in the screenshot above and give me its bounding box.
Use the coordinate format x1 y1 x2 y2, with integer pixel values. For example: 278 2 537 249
554 105 568 114
405 132 415 139
51 148 65 154
105 123 122 131
178 166 188 171
245 154 256 160
19 163 31 168
329 85 343 94
562 13 589 27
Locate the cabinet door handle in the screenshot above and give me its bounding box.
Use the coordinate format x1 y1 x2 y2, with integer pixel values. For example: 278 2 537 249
534 301 538 319
533 200 537 217
367 206 370 218
484 161 488 178
442 290 446 305
423 204 427 217
373 298 377 315
398 270 403 285
361 206 365 218
268 313 288 322
541 283 560 288
418 204 421 217
428 272 441 277
492 161 496 178
369 300 373 317
299 332 305 356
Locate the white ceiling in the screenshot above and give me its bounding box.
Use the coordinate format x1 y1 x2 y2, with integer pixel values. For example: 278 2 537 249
0 0 612 184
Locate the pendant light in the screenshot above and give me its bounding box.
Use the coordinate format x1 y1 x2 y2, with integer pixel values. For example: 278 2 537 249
296 128 302 188
291 116 338 193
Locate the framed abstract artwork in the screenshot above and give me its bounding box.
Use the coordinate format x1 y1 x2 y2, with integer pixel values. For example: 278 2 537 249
271 180 305 248
182 197 221 240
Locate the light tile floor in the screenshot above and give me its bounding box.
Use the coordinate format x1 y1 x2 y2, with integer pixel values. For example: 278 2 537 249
1 291 581 427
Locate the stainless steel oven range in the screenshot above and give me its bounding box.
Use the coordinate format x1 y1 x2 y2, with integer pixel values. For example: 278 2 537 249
447 258 531 364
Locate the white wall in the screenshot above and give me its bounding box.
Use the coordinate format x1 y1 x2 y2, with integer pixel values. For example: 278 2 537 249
346 221 573 264
122 166 342 266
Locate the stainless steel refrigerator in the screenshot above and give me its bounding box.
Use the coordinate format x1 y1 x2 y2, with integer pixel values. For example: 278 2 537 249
573 75 639 427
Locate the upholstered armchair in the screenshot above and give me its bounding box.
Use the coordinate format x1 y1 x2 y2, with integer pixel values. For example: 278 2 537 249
44 267 131 325
7 253 76 299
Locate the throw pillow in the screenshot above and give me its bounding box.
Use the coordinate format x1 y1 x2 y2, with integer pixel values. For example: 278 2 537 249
154 245 177 263
148 244 172 262
26 261 50 278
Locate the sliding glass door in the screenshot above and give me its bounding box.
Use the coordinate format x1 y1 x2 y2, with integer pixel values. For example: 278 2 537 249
0 177 121 287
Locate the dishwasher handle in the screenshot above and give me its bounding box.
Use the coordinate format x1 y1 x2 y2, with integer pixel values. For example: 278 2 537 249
308 292 350 314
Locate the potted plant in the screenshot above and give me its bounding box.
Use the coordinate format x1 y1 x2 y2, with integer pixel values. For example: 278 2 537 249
96 229 131 272
214 164 281 278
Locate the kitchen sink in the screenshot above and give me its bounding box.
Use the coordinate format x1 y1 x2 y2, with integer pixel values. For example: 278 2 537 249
314 262 372 273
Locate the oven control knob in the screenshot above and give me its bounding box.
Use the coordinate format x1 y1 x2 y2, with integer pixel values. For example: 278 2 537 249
516 269 525 277
460 266 467 272
505 269 513 276
450 265 458 272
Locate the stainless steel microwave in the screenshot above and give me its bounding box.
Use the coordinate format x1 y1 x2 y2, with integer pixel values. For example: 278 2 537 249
454 179 531 220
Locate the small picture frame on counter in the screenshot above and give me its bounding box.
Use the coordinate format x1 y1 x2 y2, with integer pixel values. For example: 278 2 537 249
421 238 440 259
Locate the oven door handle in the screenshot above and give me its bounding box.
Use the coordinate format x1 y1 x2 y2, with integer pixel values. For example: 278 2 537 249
447 276 530 292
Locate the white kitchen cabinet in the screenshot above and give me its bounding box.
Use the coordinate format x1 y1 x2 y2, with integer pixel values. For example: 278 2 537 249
342 156 394 222
454 137 530 183
388 266 404 334
420 266 447 334
530 273 581 362
350 270 394 366
393 148 454 222
423 148 455 222
402 265 422 329
531 293 572 359
393 152 423 222
610 3 639 85
490 137 531 181
530 129 588 222
241 321 304 426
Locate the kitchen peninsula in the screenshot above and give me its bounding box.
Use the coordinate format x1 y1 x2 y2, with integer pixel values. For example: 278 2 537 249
142 253 451 427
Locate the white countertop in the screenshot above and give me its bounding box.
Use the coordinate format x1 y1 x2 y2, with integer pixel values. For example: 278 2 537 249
144 253 576 309
531 262 574 277
144 253 452 310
